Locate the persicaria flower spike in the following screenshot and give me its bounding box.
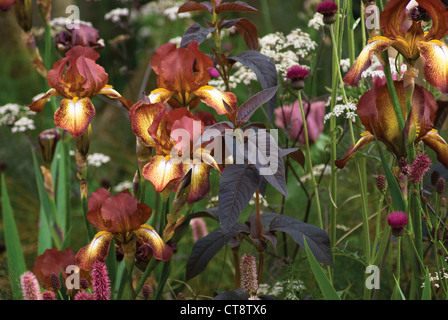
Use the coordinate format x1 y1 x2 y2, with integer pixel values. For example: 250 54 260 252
436 177 446 195
190 218 208 243
41 291 57 300
92 260 111 300
240 254 258 296
387 211 409 237
74 291 94 300
409 153 432 183
20 271 41 300
376 174 386 192
316 0 338 24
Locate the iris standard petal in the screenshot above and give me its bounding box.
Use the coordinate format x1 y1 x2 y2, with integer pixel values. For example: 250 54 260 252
54 97 96 138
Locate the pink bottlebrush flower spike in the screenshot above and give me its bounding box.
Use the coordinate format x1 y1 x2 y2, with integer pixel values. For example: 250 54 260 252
74 291 95 300
387 211 409 237
240 254 258 296
41 291 57 300
190 218 208 243
20 271 41 300
92 260 111 300
409 153 431 183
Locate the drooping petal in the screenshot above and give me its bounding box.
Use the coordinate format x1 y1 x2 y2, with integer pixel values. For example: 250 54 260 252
357 81 407 157
335 132 375 169
98 85 131 109
148 88 174 104
343 37 396 86
194 85 238 116
29 88 59 112
129 102 166 147
134 225 173 262
142 155 184 192
54 97 95 137
186 163 211 203
417 40 448 93
420 129 448 169
75 231 114 271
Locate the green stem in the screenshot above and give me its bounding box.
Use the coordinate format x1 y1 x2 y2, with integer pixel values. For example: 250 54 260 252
134 259 160 299
298 91 323 229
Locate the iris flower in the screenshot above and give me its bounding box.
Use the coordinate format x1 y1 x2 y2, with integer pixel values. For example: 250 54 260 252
335 81 448 169
29 46 127 138
129 101 219 203
75 188 173 271
149 41 237 115
343 0 448 93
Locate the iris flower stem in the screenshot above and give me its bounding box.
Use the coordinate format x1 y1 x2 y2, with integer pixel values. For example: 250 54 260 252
330 22 371 298
297 91 323 230
134 258 160 299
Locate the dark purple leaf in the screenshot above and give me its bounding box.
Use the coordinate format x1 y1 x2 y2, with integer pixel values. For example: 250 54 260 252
235 85 279 127
230 51 278 119
186 223 248 280
221 18 259 50
216 1 260 13
280 147 305 169
269 215 333 267
178 1 213 13
218 164 261 233
181 22 216 47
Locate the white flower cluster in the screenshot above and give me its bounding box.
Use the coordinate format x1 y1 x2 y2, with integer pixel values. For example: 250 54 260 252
87 153 111 167
324 96 357 123
421 267 448 289
105 8 129 23
259 28 317 77
163 6 191 21
209 28 317 89
308 12 325 30
257 279 306 299
0 103 36 134
130 0 187 22
113 180 133 192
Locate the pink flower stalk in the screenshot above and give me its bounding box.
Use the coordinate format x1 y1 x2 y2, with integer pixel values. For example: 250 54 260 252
20 271 41 300
41 291 57 300
92 260 111 300
190 218 208 243
387 211 409 237
409 153 432 183
74 291 95 300
274 100 325 144
316 0 338 24
240 254 258 295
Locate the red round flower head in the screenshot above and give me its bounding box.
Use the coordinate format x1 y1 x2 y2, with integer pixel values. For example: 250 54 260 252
316 1 338 24
286 65 309 89
387 211 409 237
